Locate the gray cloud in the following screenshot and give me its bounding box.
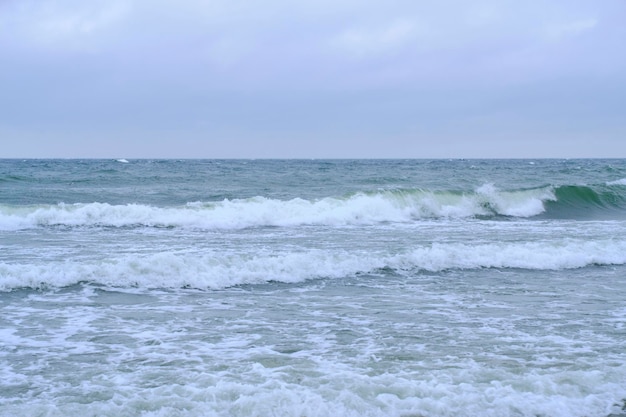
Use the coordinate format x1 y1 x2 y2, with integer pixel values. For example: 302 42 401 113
1 0 625 157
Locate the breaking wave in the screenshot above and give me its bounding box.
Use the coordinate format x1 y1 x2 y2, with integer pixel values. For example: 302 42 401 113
1 183 625 230
2 239 626 291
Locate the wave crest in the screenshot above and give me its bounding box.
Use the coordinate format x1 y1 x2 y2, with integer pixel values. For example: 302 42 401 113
2 240 625 291
0 186 558 230
2 182 625 230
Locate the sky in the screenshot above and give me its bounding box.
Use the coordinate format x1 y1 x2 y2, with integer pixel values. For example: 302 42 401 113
1 0 625 158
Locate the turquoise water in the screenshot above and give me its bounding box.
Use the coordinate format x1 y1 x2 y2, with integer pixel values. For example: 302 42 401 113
1 159 626 416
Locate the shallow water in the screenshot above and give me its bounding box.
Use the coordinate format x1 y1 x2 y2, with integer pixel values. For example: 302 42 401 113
1 159 626 416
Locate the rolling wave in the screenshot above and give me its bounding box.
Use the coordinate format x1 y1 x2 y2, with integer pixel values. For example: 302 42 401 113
2 239 625 290
543 183 626 218
1 183 625 230
0 174 32 183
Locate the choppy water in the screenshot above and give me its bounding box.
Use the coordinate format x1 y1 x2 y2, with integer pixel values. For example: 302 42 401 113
1 159 626 417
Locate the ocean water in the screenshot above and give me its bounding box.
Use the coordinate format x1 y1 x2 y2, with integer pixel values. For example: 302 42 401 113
1 158 626 417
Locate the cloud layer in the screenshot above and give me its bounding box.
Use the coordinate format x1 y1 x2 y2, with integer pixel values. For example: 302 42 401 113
1 0 625 157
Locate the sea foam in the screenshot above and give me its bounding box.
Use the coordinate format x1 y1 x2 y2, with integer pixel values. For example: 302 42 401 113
607 178 626 186
0 186 556 231
2 239 625 290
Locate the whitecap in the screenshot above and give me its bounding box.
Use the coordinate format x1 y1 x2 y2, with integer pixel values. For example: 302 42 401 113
0 188 559 231
607 178 626 186
3 239 626 291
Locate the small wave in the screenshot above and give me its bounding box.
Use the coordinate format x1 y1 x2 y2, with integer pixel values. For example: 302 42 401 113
2 240 625 291
0 174 31 183
607 178 626 186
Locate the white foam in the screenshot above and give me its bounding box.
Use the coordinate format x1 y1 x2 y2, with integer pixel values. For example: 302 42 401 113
0 187 556 231
2 363 625 417
475 184 554 217
2 239 625 291
607 178 626 186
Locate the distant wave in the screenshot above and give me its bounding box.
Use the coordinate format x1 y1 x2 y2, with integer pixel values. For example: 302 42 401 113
607 178 626 186
0 174 32 183
1 183 625 230
2 239 626 291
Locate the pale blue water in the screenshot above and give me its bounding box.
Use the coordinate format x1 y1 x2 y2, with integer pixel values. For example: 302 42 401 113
1 159 626 416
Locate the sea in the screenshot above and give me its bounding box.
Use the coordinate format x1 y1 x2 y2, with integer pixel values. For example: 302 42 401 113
1 158 626 417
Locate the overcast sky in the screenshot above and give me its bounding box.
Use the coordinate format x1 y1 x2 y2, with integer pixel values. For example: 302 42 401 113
1 0 625 158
